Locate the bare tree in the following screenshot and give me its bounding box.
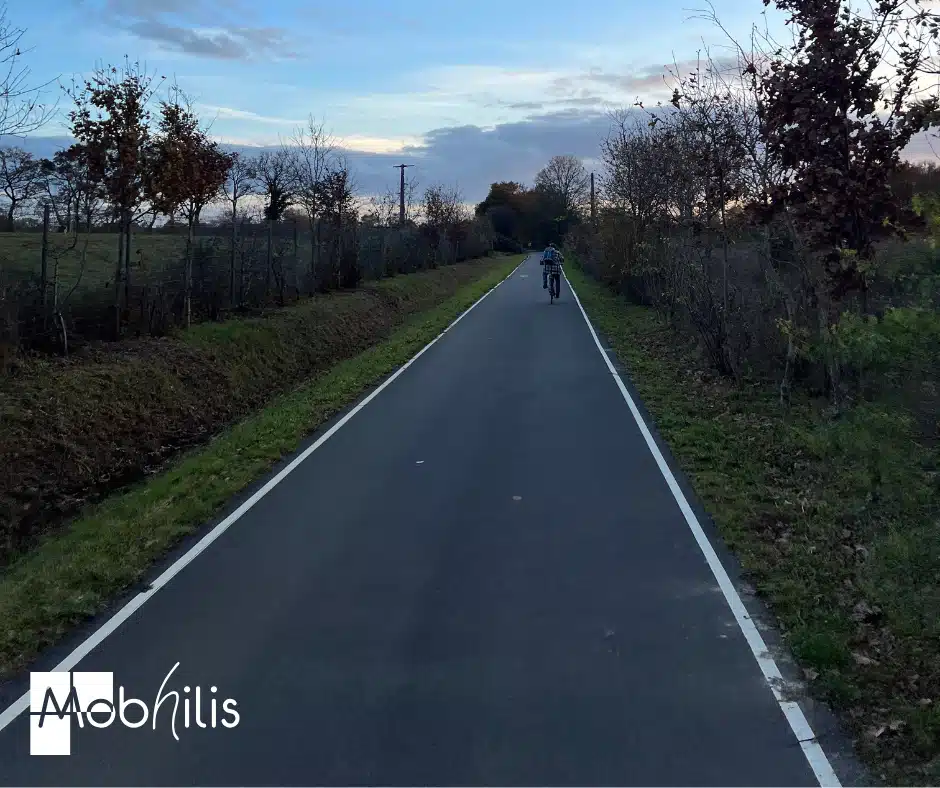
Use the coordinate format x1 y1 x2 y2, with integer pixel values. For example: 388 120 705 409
423 183 468 263
224 151 257 303
534 155 590 216
0 145 40 230
318 157 356 225
367 171 420 227
226 152 257 223
602 110 674 229
365 189 398 227
39 143 107 233
290 116 337 286
256 147 296 222
318 156 358 287
0 3 55 137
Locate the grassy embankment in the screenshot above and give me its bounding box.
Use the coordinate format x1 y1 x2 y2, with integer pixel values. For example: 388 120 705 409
0 253 524 681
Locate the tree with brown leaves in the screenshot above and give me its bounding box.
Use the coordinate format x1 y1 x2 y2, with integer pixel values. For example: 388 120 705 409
147 85 232 327
68 58 162 338
752 0 940 398
756 0 939 299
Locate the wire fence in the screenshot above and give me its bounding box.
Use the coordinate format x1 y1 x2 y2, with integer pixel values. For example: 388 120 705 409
0 216 495 362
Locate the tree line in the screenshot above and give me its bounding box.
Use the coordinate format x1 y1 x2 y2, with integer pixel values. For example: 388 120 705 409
473 154 594 250
0 37 495 346
555 0 940 409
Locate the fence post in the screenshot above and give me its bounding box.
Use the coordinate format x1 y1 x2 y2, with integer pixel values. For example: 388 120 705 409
40 203 50 328
124 214 132 314
229 215 237 309
293 218 299 296
590 172 596 227
265 218 273 298
238 219 245 307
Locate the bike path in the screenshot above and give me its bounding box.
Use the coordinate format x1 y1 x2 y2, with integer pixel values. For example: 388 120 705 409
0 254 824 785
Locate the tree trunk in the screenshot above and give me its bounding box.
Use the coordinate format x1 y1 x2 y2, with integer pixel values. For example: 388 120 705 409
816 290 840 405
230 205 238 307
184 220 194 329
238 219 245 307
6 201 16 232
265 218 273 298
314 213 321 291
114 219 124 340
124 211 132 315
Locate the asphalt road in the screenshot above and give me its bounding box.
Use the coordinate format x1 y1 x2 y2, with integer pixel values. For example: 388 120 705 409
0 254 830 785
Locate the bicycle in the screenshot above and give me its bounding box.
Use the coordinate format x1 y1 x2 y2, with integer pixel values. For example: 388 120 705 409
544 260 562 303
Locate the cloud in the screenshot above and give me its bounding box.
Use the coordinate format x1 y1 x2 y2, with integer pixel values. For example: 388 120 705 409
75 0 301 61
198 105 306 126
125 20 299 60
902 129 940 163
548 56 742 103
10 107 936 206
98 0 201 13
490 96 611 112
339 109 618 200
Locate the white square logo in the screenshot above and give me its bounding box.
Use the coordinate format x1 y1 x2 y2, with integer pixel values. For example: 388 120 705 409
29 672 114 755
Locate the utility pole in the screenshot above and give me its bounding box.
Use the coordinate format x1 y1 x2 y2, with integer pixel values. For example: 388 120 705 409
590 172 596 227
393 164 414 225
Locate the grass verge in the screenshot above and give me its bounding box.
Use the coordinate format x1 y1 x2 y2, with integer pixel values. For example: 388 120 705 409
0 254 523 682
2 257 515 565
566 263 940 786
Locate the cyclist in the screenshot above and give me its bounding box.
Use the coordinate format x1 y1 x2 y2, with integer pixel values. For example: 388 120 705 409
541 243 562 289
540 243 563 298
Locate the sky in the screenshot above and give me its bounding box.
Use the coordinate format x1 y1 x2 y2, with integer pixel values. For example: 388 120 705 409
5 0 938 202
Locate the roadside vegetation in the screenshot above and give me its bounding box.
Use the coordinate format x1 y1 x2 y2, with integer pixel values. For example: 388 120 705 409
0 253 523 680
566 262 938 785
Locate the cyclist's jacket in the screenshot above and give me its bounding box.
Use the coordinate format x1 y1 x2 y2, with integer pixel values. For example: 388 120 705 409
543 248 562 274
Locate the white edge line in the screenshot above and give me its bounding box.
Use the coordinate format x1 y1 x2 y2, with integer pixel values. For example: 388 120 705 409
0 255 529 733
562 269 842 788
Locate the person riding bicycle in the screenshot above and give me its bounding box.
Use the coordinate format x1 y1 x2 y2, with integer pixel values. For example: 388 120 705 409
541 243 563 290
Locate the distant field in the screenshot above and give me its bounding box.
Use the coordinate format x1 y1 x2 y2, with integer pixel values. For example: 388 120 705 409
0 232 193 294
0 230 313 307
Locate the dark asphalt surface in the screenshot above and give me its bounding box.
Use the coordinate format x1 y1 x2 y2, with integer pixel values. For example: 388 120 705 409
0 254 821 785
